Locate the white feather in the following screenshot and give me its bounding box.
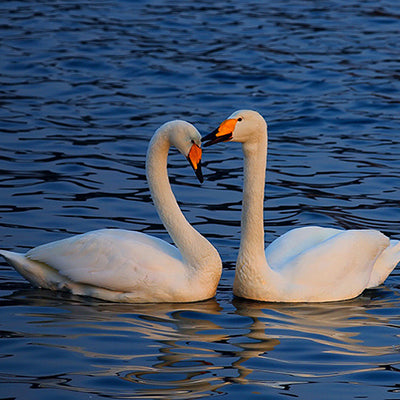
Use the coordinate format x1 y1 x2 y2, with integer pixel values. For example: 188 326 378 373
0 121 222 303
212 110 400 302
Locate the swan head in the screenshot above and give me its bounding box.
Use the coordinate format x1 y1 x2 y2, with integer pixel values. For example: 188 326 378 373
159 120 204 183
202 110 267 147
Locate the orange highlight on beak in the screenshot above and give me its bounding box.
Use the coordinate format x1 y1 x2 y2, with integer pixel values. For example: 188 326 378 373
216 118 238 137
188 143 202 170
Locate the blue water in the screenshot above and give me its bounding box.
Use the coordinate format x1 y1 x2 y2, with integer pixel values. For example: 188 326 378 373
1 1 400 398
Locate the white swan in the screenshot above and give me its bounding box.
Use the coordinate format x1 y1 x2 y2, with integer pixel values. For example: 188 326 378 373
202 110 400 302
0 120 222 303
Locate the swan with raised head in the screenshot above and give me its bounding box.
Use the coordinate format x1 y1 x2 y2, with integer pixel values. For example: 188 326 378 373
202 110 400 302
0 120 222 303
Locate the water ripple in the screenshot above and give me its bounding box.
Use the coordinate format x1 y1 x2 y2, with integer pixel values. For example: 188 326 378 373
1 0 400 399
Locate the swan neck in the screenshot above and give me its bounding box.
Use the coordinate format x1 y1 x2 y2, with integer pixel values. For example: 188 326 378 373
239 137 268 262
145 131 219 272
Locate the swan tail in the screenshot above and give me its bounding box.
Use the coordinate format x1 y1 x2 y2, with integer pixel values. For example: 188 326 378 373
0 249 68 290
0 250 147 302
367 240 400 288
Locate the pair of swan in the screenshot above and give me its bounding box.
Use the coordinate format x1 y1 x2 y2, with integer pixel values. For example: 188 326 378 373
1 111 399 303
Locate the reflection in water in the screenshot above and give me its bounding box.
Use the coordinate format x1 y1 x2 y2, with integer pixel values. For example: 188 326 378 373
2 288 400 398
1 292 230 398
231 292 400 391
85 301 231 398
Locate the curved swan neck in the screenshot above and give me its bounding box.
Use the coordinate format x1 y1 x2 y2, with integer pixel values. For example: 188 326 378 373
145 128 219 272
238 137 268 263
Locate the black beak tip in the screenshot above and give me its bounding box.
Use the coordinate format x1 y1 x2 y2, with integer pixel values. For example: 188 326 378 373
201 132 213 141
188 156 204 183
201 131 217 147
195 163 204 184
201 129 232 147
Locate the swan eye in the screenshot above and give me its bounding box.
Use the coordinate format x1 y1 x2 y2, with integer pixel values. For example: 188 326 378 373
237 117 243 122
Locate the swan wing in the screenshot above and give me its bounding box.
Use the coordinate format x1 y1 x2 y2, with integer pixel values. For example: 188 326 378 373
25 229 185 293
367 239 400 288
267 228 390 301
265 226 342 269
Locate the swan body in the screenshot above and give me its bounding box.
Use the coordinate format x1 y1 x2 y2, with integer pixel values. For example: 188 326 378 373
0 121 222 303
203 110 400 302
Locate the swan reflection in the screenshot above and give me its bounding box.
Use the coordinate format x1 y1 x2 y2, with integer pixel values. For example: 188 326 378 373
4 291 230 398
3 287 400 398
230 289 400 389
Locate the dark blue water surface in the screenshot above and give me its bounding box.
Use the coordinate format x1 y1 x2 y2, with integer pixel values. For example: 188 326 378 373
1 1 400 399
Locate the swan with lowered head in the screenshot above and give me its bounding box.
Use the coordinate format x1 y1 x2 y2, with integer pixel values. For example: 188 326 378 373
0 120 222 303
202 110 400 302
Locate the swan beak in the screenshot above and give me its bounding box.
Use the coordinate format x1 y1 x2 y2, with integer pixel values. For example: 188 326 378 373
202 118 237 147
187 143 204 183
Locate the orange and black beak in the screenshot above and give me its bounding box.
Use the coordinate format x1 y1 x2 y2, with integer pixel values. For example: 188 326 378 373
202 118 237 147
187 142 203 183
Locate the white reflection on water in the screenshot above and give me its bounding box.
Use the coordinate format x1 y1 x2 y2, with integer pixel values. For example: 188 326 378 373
2 287 400 398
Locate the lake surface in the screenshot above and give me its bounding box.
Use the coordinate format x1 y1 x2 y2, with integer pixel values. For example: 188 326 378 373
1 1 400 398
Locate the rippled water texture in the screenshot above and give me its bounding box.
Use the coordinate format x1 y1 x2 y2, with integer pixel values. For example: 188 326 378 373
1 1 400 399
